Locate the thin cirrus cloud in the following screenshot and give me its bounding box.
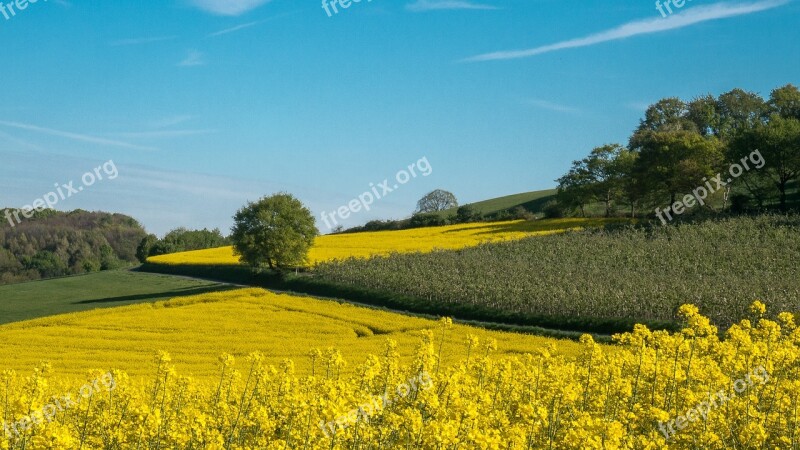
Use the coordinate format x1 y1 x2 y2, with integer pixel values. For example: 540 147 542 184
188 0 272 16
406 0 498 11
177 50 206 67
109 36 177 46
150 115 195 129
526 99 580 114
208 21 260 37
107 130 217 139
208 11 303 37
0 120 154 151
463 0 789 62
0 130 42 151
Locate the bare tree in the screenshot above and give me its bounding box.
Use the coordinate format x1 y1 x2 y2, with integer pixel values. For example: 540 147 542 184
415 189 458 214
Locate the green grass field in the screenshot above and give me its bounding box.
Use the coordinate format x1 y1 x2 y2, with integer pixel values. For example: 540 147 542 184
435 189 557 217
0 270 235 325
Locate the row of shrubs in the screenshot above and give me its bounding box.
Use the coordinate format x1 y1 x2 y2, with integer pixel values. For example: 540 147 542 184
341 205 540 233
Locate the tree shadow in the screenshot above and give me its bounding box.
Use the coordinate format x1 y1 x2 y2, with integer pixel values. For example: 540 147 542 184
73 284 239 305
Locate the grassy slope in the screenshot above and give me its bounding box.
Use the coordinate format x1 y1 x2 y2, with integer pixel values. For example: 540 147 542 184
0 270 235 325
434 189 557 217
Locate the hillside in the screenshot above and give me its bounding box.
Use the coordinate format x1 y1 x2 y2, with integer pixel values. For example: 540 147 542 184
435 188 557 217
0 209 147 285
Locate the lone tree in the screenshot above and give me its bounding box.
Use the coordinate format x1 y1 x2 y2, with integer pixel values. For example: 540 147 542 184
230 193 318 270
415 189 458 214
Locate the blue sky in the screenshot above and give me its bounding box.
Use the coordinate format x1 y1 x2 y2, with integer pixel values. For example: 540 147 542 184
1 0 798 235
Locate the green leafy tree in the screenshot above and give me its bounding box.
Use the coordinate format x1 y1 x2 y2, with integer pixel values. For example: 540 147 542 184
230 193 318 270
687 95 720 137
557 144 630 217
631 130 724 209
768 84 800 120
136 234 158 263
456 205 482 223
585 144 629 217
612 148 641 218
556 163 592 217
730 115 800 210
715 88 768 140
634 98 695 135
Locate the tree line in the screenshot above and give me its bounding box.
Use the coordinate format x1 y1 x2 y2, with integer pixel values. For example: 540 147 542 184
136 228 230 262
555 84 800 219
0 209 147 285
0 208 233 285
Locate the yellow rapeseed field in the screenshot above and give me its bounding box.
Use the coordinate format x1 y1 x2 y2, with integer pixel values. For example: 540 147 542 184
1 301 797 449
0 288 582 380
147 218 625 266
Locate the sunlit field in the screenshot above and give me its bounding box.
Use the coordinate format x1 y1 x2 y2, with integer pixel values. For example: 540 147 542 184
0 288 582 381
2 300 796 449
147 218 626 266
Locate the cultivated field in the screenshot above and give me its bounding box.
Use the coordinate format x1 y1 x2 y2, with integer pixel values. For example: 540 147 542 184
1 300 796 448
316 215 800 330
147 218 625 266
2 217 798 448
0 287 582 380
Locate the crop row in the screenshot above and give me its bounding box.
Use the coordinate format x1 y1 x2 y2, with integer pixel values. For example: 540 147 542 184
314 215 800 330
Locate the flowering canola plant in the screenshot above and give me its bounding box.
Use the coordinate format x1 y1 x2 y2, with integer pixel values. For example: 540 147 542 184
0 289 583 380
146 218 625 266
1 301 798 449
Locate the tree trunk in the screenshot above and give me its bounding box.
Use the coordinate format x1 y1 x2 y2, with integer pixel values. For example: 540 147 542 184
723 186 731 211
778 179 788 211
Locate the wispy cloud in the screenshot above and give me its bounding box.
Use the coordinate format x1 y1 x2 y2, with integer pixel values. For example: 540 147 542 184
0 121 154 151
526 99 580 114
107 130 217 139
188 0 273 16
463 0 788 62
178 50 206 67
109 36 177 46
123 166 263 201
208 21 259 37
406 0 497 11
0 130 42 151
150 115 195 129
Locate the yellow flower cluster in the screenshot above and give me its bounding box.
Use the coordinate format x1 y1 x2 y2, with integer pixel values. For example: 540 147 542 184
2 302 797 449
146 218 626 266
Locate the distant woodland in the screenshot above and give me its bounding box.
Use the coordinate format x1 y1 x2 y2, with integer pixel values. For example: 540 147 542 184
0 209 146 285
0 209 229 285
